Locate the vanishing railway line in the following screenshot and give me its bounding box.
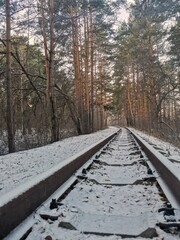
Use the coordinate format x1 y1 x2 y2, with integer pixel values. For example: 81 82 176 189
2 128 180 239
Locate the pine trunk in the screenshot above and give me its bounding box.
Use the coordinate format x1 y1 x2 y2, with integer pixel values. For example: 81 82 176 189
49 0 59 142
71 6 83 134
6 0 15 153
90 9 94 132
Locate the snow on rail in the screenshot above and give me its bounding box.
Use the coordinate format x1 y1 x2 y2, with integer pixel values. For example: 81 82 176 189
129 128 180 208
130 129 180 180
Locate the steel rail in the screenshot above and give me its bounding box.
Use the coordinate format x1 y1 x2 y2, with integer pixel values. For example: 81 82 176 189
129 128 180 209
10 127 179 239
2 128 180 239
0 130 120 239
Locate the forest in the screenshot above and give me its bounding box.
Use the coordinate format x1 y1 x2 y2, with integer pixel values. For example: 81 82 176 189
0 0 179 154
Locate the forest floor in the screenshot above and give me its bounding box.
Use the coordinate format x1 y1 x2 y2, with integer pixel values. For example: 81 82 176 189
0 127 118 196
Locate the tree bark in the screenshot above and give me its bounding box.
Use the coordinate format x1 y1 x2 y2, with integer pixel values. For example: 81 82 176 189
40 0 59 142
84 8 90 133
49 0 59 142
148 23 156 129
90 8 94 132
70 5 83 134
6 0 15 152
39 0 50 103
127 64 134 126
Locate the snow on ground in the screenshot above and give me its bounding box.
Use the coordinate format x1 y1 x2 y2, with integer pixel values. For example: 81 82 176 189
0 127 118 196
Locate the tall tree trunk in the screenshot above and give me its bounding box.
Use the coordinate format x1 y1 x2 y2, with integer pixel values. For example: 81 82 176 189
148 23 156 130
40 0 50 103
71 6 83 134
141 49 149 130
127 64 134 126
90 8 94 132
99 56 104 129
136 63 142 128
6 0 15 152
132 64 137 126
49 0 59 142
40 0 59 142
20 75 25 135
84 8 90 133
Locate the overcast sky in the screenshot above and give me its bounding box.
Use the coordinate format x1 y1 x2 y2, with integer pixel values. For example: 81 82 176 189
118 0 135 22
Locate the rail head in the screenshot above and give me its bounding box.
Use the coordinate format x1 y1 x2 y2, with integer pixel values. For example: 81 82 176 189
128 128 180 209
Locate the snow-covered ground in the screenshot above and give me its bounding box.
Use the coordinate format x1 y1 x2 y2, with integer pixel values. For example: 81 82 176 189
0 127 119 196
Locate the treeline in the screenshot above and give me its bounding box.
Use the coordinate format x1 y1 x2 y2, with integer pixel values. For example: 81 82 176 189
113 0 180 143
0 0 123 153
0 0 179 154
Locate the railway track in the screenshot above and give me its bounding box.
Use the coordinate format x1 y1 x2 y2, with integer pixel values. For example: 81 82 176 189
2 128 180 239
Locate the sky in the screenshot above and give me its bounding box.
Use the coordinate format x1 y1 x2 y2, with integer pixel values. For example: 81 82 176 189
117 0 135 22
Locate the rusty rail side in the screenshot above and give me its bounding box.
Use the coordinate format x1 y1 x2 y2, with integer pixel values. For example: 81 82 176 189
129 129 180 207
0 131 119 239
